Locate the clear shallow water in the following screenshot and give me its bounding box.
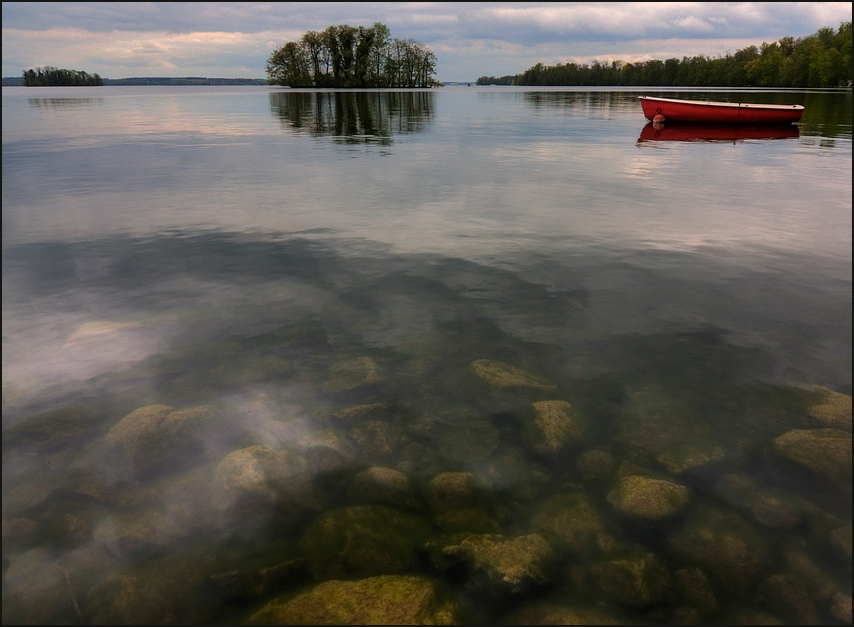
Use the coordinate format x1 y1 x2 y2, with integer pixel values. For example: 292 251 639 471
2 86 851 624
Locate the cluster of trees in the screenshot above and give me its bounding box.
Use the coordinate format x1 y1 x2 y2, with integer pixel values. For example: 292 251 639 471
266 22 437 88
22 66 103 86
478 22 851 88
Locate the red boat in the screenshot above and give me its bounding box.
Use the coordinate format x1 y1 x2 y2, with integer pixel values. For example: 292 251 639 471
638 122 799 144
639 96 804 124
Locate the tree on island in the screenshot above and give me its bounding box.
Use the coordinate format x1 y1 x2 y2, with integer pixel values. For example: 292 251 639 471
266 22 437 88
477 22 851 88
22 66 103 86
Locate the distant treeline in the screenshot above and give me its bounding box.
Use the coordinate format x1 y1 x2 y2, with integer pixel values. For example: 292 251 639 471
5 75 268 87
478 22 852 88
22 66 103 86
266 22 437 88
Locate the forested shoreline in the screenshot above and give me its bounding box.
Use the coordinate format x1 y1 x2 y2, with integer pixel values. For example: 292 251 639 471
478 22 851 88
22 66 103 86
266 22 437 88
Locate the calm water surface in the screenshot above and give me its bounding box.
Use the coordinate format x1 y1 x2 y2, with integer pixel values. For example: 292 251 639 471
2 86 852 624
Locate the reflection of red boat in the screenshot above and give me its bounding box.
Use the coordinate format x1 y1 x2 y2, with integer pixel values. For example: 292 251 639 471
638 123 800 143
639 96 804 124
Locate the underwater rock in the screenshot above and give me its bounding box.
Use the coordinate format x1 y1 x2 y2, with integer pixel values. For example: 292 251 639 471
1 517 38 547
332 402 391 424
4 405 100 451
433 508 500 534
606 475 689 520
208 557 307 602
525 400 586 454
349 420 402 460
830 525 852 561
656 443 724 475
773 428 852 486
299 505 431 580
806 386 852 430
325 356 381 391
1 549 71 624
756 573 816 624
831 593 852 624
590 552 672 608
348 467 419 509
105 404 218 474
615 387 717 460
667 506 768 595
529 492 605 555
246 575 459 624
502 600 625 625
713 473 805 529
299 428 358 475
784 550 836 601
576 449 616 481
443 533 556 594
428 471 486 513
93 509 183 557
470 359 556 393
432 413 500 463
212 445 315 515
673 567 720 616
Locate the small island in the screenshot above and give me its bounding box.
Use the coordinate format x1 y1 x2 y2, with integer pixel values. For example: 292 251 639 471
22 66 103 86
266 22 437 88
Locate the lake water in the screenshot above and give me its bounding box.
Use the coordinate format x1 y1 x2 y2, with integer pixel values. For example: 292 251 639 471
2 85 852 624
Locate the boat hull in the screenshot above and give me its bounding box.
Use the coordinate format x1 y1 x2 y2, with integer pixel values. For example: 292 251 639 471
639 96 804 124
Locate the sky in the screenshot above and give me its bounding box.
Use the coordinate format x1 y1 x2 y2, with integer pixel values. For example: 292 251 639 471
2 2 851 82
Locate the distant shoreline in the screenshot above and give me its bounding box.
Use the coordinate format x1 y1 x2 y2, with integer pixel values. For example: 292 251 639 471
2 76 268 86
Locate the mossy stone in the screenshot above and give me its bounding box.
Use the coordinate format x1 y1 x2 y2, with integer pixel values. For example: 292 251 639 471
525 400 586 454
503 601 625 625
607 475 689 520
348 467 418 509
299 505 431 580
470 359 556 392
529 492 604 554
590 552 672 607
326 356 381 391
673 568 720 615
773 428 852 486
246 575 459 624
806 386 852 430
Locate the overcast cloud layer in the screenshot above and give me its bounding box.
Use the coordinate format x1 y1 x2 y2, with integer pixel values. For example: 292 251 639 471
2 2 851 82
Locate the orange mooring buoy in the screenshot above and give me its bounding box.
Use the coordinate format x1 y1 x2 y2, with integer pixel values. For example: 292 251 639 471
653 113 665 124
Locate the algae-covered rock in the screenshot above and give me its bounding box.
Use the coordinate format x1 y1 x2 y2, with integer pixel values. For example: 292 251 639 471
806 386 852 430
428 471 486 513
656 443 724 475
529 492 604 555
212 445 315 513
673 567 720 615
503 600 625 625
471 359 556 392
326 356 381 391
773 428 852 485
93 509 184 556
349 420 401 460
668 506 768 595
576 449 616 482
830 525 852 561
615 387 716 457
756 573 816 624
434 508 500 534
299 505 431 580
606 475 689 520
299 428 358 475
525 400 586 454
831 593 852 624
5 405 100 451
1 517 38 547
106 404 218 474
443 533 557 593
590 552 672 608
246 575 459 624
713 474 804 529
348 467 419 509
1 549 72 624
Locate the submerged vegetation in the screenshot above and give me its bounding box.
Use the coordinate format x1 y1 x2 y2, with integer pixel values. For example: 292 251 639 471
21 66 103 87
266 22 437 88
478 22 852 88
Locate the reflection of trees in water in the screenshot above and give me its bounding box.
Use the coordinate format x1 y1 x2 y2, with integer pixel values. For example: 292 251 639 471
28 98 105 109
269 91 434 144
522 91 639 116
